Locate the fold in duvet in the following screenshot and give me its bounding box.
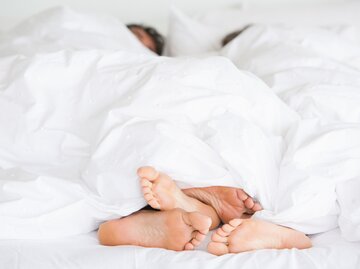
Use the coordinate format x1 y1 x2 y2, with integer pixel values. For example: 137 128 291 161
0 8 359 242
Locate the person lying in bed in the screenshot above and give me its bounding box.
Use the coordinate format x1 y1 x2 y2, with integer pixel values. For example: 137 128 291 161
127 24 165 55
98 166 312 255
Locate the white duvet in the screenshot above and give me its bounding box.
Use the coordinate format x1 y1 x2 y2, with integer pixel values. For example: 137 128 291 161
0 8 359 244
221 24 360 241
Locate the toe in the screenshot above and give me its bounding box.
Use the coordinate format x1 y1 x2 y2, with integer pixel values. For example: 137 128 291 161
190 238 201 246
140 178 152 188
148 199 160 209
144 193 154 201
216 228 229 237
252 203 262 211
214 220 239 239
222 224 236 233
212 233 228 243
193 231 206 242
137 166 159 181
229 219 242 227
244 197 255 209
140 174 162 209
184 242 195 250
208 242 229 256
186 230 206 250
142 186 151 194
142 188 161 209
236 189 249 201
183 212 211 250
208 220 241 255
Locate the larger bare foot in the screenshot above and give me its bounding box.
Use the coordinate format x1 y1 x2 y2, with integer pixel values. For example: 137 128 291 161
98 209 211 251
183 186 262 223
208 219 312 255
137 166 221 229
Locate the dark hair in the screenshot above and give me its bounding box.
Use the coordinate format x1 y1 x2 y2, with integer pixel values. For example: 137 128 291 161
126 24 165 55
221 24 253 47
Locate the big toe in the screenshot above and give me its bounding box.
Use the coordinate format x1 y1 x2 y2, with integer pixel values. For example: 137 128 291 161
236 189 249 201
137 166 159 180
252 202 262 212
243 196 262 213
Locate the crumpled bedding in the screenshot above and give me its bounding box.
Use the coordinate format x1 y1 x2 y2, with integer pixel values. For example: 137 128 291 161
1 228 359 269
220 24 360 241
0 8 359 243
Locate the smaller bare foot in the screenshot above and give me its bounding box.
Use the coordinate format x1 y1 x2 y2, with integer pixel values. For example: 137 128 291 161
98 209 211 251
137 166 184 210
137 166 221 229
183 186 262 223
207 219 312 255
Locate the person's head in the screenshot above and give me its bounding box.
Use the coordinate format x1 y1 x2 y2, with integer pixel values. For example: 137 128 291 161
127 24 165 55
221 24 253 47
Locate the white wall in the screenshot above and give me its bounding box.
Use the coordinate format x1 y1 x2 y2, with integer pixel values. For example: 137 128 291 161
0 0 353 33
0 0 236 32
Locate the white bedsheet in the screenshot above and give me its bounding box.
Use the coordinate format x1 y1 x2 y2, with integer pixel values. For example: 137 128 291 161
0 229 359 269
0 6 359 253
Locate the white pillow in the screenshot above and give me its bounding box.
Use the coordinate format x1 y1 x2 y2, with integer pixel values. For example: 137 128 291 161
166 2 360 57
165 7 233 57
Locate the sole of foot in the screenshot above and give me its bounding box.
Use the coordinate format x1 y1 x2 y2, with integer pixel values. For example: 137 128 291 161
98 208 212 251
183 186 262 223
208 218 312 255
137 166 187 210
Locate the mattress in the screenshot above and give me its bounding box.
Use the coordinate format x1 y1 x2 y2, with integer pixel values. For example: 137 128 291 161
1 228 359 269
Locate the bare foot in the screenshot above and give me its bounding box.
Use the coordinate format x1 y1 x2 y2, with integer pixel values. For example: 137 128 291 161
98 209 211 251
183 186 262 223
137 166 221 229
208 218 312 255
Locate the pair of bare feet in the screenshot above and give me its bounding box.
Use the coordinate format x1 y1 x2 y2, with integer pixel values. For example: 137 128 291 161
98 166 312 255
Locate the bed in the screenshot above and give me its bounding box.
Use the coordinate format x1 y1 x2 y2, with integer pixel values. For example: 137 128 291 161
1 229 359 269
0 3 360 269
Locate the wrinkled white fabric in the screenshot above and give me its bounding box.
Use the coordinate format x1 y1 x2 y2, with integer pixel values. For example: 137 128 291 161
221 25 360 239
1 9 359 241
0 8 301 239
1 229 360 269
337 178 360 242
0 6 152 56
